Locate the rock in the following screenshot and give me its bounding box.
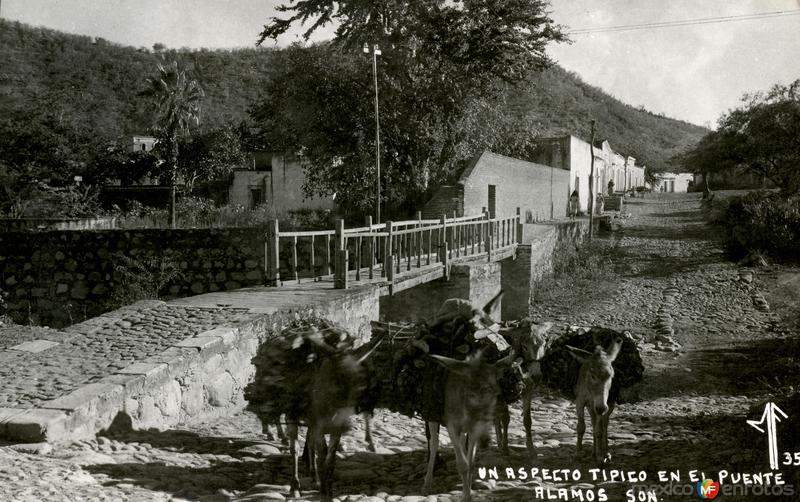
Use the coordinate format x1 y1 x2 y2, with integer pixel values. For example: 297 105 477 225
9 443 52 455
66 471 97 484
197 495 231 502
239 444 281 456
337 469 375 481
70 281 90 300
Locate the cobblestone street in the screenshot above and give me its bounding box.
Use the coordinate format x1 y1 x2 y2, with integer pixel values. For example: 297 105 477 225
1 193 797 502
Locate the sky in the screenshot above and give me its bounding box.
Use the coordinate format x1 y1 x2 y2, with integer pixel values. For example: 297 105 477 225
2 0 799 128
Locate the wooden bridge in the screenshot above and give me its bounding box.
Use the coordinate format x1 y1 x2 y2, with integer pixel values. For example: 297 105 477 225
264 210 523 295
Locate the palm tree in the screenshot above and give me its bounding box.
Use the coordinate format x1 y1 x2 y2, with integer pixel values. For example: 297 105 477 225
144 60 204 228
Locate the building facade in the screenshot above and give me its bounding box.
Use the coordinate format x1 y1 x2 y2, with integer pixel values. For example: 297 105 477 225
228 153 335 212
653 172 694 193
132 136 157 153
534 135 646 214
423 151 570 221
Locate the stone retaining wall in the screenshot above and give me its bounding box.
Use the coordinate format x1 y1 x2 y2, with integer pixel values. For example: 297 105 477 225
0 228 266 327
502 219 588 319
379 262 502 323
0 218 117 232
120 287 379 434
2 286 380 442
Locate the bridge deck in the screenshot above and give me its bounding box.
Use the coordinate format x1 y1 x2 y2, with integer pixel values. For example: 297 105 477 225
172 246 516 311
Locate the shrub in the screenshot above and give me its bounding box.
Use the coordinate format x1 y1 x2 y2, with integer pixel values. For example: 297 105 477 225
532 239 618 305
114 196 335 230
2 182 103 218
723 191 800 262
108 252 185 309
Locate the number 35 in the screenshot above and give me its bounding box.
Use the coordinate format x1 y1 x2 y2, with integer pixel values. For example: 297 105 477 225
783 452 800 466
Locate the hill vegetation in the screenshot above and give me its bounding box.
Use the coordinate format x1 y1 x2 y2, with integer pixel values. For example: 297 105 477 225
0 19 274 160
0 18 706 213
512 64 708 171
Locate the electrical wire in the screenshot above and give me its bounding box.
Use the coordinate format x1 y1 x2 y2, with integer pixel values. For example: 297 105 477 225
566 9 800 35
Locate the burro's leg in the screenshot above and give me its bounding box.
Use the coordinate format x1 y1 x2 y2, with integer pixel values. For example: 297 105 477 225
575 399 586 460
286 422 301 499
446 424 471 502
423 421 440 494
522 386 535 457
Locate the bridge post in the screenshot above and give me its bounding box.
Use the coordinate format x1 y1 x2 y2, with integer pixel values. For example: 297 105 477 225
265 219 280 286
335 249 349 289
416 211 422 269
453 210 460 258
439 214 446 264
385 220 394 279
484 211 492 262
516 207 523 244
366 215 374 280
440 214 450 280
334 219 347 289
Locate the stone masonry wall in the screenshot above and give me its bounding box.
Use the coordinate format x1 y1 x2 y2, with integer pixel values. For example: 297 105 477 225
502 220 589 319
379 262 502 323
119 287 380 434
6 286 381 442
0 228 266 328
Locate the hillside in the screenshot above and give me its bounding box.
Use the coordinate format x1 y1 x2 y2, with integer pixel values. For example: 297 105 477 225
516 65 708 171
0 19 275 165
0 18 704 177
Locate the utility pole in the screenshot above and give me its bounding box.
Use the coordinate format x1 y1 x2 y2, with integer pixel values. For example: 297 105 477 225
364 43 382 224
589 120 596 240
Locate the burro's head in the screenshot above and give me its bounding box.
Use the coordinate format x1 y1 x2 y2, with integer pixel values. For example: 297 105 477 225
431 291 505 335
567 333 623 416
308 333 382 430
431 348 516 428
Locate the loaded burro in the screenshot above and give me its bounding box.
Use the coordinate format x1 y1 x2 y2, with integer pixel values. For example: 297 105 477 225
244 291 645 501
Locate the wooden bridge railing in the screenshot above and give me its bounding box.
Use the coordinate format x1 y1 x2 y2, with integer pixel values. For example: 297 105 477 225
265 208 522 289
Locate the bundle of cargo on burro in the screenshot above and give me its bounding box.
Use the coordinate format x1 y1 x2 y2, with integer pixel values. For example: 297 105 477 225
244 292 645 501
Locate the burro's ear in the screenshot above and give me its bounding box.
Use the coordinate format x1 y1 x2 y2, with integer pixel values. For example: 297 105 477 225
430 354 472 375
482 291 505 315
605 336 623 362
565 345 592 364
357 339 382 365
533 321 555 337
493 349 516 368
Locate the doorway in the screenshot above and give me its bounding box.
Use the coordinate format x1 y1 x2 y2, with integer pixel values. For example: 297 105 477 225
488 185 496 218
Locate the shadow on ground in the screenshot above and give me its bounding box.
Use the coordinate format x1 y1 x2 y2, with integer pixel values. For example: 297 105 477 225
82 409 781 501
632 340 797 401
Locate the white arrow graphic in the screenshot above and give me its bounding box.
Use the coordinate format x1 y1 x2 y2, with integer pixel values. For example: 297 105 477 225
747 402 788 470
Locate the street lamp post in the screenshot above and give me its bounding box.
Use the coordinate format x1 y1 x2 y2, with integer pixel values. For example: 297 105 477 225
364 42 381 224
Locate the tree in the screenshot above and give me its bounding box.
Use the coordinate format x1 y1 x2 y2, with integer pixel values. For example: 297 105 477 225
254 1 567 216
258 0 566 87
644 166 658 188
246 43 544 215
143 60 204 227
88 142 159 186
683 80 800 195
178 125 246 192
